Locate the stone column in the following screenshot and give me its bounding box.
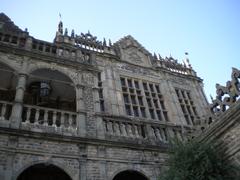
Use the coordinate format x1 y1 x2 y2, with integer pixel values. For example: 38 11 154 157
25 36 33 50
10 73 28 128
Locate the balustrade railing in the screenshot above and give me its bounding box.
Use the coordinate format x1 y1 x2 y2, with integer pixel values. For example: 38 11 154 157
103 118 188 143
22 104 77 131
0 100 13 122
103 119 146 139
151 125 169 142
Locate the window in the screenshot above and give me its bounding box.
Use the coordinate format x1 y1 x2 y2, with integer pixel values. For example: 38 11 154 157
175 88 198 125
142 81 169 121
98 73 105 112
40 82 51 97
120 77 169 121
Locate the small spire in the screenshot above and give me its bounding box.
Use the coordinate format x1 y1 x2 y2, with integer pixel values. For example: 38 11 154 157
58 21 63 34
71 29 75 38
64 28 68 36
58 13 63 35
103 38 106 46
158 54 162 60
153 53 157 59
109 39 112 46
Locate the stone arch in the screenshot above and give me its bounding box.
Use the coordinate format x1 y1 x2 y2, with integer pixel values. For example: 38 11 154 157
27 62 78 85
13 160 74 180
23 66 77 112
110 168 150 180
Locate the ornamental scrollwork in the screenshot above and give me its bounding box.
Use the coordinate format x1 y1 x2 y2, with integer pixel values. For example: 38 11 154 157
210 67 240 115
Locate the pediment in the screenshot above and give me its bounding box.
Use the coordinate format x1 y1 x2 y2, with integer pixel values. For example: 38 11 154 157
115 35 152 67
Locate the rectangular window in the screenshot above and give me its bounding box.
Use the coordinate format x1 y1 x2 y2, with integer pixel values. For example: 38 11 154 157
131 95 136 104
156 110 162 120
138 97 143 106
143 82 148 91
127 79 133 88
98 72 105 112
175 88 198 125
149 109 155 119
120 77 144 118
133 106 139 117
125 105 132 116
120 76 169 121
140 107 146 117
120 77 126 86
142 81 169 121
134 81 139 89
123 94 129 103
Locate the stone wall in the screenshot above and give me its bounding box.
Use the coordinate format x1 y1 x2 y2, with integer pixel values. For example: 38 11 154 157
199 100 240 166
0 132 168 180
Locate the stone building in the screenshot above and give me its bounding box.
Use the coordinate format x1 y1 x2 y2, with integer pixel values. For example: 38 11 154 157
0 13 219 180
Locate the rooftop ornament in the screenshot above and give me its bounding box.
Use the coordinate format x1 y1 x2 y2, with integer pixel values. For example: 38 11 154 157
210 67 240 115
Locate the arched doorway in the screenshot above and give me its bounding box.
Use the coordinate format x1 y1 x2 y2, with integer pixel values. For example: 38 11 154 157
113 170 148 180
17 163 72 180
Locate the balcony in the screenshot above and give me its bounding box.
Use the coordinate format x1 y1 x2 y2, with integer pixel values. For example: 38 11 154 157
21 104 78 135
0 60 191 143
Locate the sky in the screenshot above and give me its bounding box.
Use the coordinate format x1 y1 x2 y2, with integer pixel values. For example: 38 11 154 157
1 0 239 102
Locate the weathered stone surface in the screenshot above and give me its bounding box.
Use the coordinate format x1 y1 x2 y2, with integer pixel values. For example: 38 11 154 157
2 13 234 180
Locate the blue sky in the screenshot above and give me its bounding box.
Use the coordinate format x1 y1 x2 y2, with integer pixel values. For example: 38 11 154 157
1 0 239 102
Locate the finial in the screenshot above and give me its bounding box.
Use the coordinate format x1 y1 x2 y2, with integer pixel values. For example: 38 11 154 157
57 13 63 35
71 29 75 38
158 54 162 60
59 13 62 21
153 53 157 59
58 21 63 35
24 28 28 32
103 38 106 46
184 52 192 68
64 28 68 36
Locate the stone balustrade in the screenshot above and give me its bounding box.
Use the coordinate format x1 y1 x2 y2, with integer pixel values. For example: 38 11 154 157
0 32 26 47
151 125 169 142
152 125 186 142
103 118 189 143
22 104 77 132
103 119 146 139
0 100 13 122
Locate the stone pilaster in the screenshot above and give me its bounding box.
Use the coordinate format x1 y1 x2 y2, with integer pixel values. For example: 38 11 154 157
76 84 86 137
93 78 105 139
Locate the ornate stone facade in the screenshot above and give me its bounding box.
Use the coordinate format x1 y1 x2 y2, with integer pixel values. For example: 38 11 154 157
1 12 237 180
